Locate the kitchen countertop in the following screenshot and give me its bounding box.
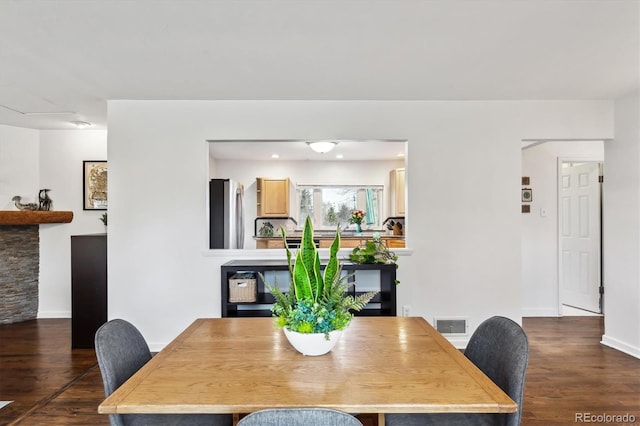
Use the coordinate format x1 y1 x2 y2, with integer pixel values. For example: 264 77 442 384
253 234 404 239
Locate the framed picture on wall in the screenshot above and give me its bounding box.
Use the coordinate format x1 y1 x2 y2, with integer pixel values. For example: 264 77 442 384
83 161 108 210
521 188 533 203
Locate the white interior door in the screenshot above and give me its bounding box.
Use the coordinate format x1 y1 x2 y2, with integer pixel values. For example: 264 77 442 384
560 162 601 313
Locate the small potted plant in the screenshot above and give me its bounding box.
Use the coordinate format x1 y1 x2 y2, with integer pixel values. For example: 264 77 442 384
266 216 377 356
349 234 400 285
100 213 108 232
258 221 274 237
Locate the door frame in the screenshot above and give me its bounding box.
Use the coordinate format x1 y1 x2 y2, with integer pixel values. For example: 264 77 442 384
557 156 604 316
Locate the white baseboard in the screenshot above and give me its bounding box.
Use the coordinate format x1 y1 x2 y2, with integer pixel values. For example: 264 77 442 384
148 342 169 353
37 311 71 319
601 334 640 359
522 308 559 317
444 336 470 350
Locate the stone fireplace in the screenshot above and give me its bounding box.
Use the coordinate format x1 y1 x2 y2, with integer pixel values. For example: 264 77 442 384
0 225 39 324
0 210 73 324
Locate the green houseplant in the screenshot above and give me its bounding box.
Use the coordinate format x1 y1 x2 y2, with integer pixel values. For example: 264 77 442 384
348 235 400 285
266 216 378 355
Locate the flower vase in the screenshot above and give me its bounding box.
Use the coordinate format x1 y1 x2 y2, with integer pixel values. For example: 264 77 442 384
355 223 362 235
283 328 344 356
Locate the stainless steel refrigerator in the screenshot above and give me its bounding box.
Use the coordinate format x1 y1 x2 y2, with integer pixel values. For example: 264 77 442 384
209 179 245 249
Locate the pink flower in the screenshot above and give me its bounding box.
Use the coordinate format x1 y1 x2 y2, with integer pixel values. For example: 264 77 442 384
350 210 365 225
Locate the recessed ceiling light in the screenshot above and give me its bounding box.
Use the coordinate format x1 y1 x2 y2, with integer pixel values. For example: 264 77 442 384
336 154 344 159
307 141 338 154
70 121 91 129
271 154 280 159
397 152 405 157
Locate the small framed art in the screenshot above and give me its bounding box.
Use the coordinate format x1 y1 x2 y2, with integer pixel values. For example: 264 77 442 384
522 188 533 203
83 161 108 210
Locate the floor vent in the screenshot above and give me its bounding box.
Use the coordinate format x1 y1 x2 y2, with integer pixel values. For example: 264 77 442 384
435 318 468 335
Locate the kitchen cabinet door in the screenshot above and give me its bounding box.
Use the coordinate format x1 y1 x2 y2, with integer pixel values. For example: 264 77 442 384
257 177 290 217
385 238 405 248
390 168 405 216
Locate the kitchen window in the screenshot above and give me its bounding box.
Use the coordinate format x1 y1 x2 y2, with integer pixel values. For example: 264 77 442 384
297 185 384 231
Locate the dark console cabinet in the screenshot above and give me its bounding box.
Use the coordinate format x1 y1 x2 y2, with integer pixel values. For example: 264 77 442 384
221 260 396 318
71 234 107 348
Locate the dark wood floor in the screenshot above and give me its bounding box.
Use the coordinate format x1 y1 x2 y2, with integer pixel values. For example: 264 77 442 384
1 317 638 425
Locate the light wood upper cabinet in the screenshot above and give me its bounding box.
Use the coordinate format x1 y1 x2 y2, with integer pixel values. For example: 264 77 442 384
257 177 290 217
390 168 405 216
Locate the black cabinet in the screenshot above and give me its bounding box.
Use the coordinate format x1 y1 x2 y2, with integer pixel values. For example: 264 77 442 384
221 260 396 317
71 234 107 349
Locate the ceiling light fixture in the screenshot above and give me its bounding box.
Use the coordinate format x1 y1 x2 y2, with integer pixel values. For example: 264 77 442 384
307 141 338 154
71 120 92 129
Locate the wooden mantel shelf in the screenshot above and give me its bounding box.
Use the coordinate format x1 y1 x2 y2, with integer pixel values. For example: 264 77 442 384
0 210 74 225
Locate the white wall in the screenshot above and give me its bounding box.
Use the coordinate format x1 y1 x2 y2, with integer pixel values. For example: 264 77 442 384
0 127 107 318
602 92 640 358
107 100 613 350
212 158 405 247
37 130 108 317
0 125 39 209
521 141 604 317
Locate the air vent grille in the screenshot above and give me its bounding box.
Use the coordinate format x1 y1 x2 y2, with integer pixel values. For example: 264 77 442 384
435 318 468 335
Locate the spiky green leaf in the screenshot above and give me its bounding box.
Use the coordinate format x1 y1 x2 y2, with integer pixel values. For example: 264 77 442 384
313 252 323 301
299 216 320 301
292 250 313 301
281 227 295 277
323 228 340 292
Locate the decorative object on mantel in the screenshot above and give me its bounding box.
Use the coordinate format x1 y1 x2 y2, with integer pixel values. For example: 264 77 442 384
12 189 54 211
13 189 53 212
12 196 38 211
38 189 52 211
83 160 108 210
265 216 378 356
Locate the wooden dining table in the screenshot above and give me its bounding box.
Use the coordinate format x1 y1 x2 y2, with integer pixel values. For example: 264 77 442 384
98 317 516 425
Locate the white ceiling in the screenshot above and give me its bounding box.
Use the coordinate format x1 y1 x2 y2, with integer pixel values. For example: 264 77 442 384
0 0 637 131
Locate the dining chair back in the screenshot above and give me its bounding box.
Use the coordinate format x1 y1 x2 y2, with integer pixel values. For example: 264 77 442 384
386 315 529 426
237 408 364 426
95 319 152 397
95 319 232 426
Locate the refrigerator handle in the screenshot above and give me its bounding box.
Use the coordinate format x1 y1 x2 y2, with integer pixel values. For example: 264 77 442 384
236 186 245 248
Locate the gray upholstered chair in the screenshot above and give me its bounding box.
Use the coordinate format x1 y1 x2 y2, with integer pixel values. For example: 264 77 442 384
237 408 364 426
95 319 233 426
386 316 529 426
